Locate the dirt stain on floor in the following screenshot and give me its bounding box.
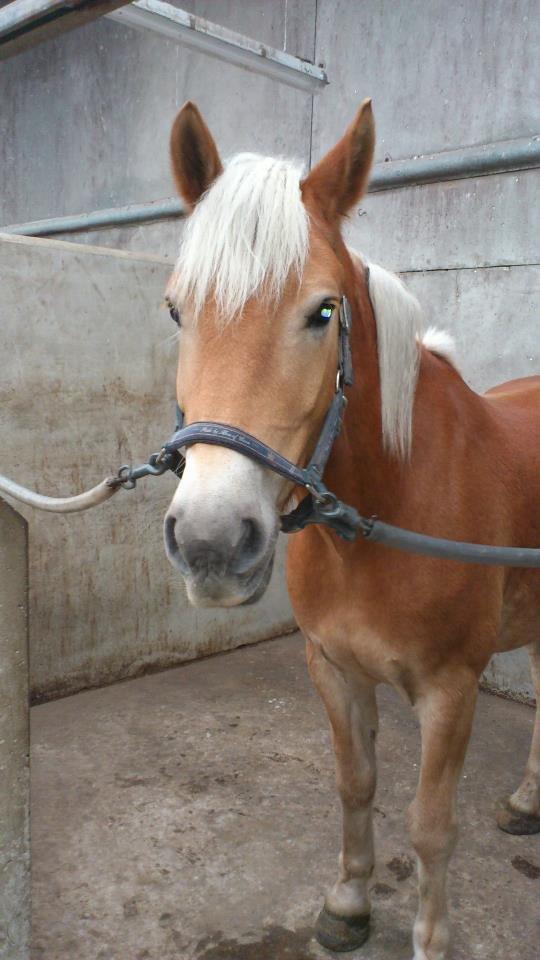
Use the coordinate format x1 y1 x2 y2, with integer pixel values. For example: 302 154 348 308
511 855 540 879
195 925 317 960
386 855 414 882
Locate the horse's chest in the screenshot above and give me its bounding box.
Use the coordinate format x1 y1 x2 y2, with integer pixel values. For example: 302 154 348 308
291 585 418 688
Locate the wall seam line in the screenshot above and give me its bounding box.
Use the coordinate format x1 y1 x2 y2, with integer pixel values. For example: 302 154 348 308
398 262 540 275
307 0 318 170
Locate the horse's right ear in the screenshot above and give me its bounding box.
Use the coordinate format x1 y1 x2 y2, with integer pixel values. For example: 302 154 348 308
301 98 375 222
170 101 223 210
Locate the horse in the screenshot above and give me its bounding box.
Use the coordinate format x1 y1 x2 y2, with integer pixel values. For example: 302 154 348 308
161 99 540 960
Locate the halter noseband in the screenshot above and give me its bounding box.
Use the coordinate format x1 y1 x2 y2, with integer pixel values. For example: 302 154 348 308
160 294 362 541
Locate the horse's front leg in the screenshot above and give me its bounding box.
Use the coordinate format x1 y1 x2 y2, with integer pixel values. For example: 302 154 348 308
306 636 377 953
408 671 478 960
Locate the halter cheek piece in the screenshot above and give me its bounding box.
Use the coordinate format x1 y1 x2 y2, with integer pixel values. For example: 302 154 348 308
161 295 362 542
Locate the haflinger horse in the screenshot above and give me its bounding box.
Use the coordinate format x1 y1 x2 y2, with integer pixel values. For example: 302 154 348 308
162 100 540 959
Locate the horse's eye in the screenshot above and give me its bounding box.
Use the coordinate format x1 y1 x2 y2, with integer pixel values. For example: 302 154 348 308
307 301 335 329
168 303 181 326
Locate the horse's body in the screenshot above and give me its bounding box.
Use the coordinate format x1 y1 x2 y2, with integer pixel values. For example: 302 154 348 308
163 100 540 959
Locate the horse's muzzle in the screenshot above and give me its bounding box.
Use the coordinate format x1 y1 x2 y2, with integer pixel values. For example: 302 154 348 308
164 509 276 607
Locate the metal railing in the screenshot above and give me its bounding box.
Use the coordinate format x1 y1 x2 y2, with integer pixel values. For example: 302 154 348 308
3 135 539 238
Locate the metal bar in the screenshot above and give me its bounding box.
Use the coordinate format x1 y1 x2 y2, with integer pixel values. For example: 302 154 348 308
2 197 185 236
3 136 539 238
0 0 68 38
369 135 540 193
0 0 131 60
106 0 328 93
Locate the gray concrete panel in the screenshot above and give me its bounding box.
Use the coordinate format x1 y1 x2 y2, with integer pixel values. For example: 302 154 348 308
403 264 539 392
167 0 317 59
0 3 315 225
51 218 184 258
0 234 294 701
346 170 539 273
483 647 534 704
0 500 29 960
313 0 539 165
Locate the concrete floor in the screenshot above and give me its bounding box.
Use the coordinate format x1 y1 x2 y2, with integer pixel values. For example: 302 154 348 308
31 634 539 960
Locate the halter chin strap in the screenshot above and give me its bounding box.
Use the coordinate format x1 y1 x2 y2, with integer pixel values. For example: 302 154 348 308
161 295 361 540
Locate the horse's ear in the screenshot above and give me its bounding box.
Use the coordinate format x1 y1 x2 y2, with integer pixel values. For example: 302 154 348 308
170 101 223 209
301 98 375 221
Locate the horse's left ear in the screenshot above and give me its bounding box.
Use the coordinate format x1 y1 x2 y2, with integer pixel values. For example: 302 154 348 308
301 98 375 221
170 101 223 210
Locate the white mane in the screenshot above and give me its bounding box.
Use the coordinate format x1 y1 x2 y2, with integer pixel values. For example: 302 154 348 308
421 326 457 366
365 261 423 459
171 153 308 320
364 260 457 458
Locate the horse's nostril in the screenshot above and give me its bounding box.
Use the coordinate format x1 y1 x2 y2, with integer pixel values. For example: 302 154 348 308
241 518 261 554
164 513 193 575
233 518 264 573
164 513 178 556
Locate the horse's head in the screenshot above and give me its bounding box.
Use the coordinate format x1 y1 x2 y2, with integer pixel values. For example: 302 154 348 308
164 100 375 607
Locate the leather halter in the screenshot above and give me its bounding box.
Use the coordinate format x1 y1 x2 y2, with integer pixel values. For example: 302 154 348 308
161 295 362 541
158 292 540 566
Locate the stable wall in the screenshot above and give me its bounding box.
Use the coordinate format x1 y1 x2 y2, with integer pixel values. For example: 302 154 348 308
0 1 316 227
0 234 294 702
1 1 538 701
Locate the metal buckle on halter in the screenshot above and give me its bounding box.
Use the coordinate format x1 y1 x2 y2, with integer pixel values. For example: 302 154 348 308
280 488 362 541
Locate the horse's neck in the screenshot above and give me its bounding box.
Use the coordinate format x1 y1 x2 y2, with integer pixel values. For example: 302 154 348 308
326 263 486 522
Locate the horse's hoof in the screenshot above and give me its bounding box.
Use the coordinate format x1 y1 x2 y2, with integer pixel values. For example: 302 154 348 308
315 906 370 953
496 802 540 836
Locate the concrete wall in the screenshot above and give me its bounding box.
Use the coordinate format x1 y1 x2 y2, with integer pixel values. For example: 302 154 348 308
0 234 293 702
0 1 538 700
0 500 30 960
0 1 316 226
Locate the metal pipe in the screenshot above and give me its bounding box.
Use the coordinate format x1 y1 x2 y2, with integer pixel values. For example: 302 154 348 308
0 472 121 513
2 197 185 237
3 136 539 238
0 0 68 38
369 135 540 193
107 1 328 94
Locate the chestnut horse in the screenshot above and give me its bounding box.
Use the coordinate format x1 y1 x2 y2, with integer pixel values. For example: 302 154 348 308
163 100 540 959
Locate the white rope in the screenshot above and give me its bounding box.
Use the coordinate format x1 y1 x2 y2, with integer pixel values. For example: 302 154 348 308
0 474 122 513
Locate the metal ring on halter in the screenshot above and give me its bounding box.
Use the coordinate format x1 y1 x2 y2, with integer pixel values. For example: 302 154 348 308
117 465 137 490
305 484 336 508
